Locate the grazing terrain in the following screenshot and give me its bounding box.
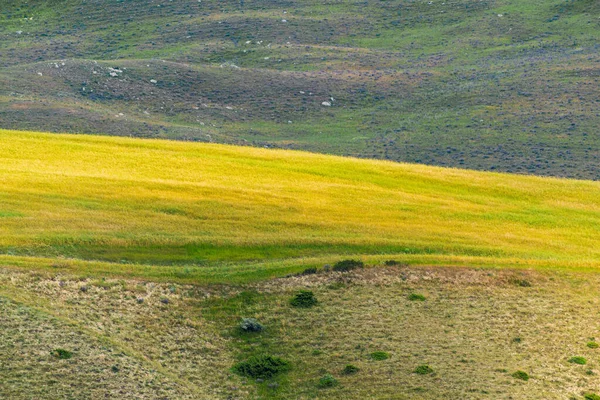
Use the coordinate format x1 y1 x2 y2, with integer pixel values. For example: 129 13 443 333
1 0 599 179
2 129 600 399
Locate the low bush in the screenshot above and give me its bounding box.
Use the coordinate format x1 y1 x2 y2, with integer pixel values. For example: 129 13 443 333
239 318 264 333
232 354 290 379
568 356 587 365
51 349 72 360
511 370 529 381
301 267 318 275
290 290 318 308
333 259 364 272
408 293 426 301
587 341 599 349
585 393 600 400
317 374 338 388
370 351 389 361
342 364 360 375
413 365 434 375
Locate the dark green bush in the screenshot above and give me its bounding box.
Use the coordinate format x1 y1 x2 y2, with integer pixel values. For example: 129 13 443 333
317 374 338 388
370 351 389 361
290 290 318 308
51 349 72 359
342 364 360 375
333 259 364 272
301 267 318 275
585 393 600 400
408 293 426 301
413 365 434 375
239 318 264 333
511 370 529 381
232 354 290 379
568 356 587 365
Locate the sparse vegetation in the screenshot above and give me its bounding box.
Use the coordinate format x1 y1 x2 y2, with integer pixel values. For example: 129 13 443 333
290 290 318 308
587 341 599 349
584 393 600 400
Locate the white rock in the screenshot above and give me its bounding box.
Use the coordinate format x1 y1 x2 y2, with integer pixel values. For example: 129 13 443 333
150 79 157 83
321 101 331 107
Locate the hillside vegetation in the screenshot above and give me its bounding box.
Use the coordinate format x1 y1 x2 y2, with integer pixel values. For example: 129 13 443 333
1 0 599 178
3 130 600 399
2 128 600 280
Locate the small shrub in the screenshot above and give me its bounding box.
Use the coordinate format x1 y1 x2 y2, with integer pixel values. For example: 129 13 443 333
232 355 290 379
587 341 599 349
317 374 338 388
342 364 359 375
301 267 318 275
333 259 364 272
511 370 529 381
413 365 434 375
239 318 264 333
512 337 522 343
585 393 600 400
51 349 72 360
408 293 426 301
568 356 587 365
370 351 389 361
290 290 318 308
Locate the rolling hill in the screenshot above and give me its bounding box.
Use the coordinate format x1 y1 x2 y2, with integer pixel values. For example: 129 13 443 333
3 129 600 399
2 128 600 279
1 0 599 179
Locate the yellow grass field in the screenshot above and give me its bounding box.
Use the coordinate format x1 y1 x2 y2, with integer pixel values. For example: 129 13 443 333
2 128 600 281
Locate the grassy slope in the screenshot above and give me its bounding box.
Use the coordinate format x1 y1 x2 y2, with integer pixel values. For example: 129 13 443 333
3 129 600 399
1 0 599 179
2 128 600 280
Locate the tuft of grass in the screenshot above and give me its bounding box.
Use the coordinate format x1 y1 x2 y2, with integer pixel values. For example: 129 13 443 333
587 341 599 349
232 354 290 379
511 371 529 381
568 356 587 365
342 364 360 375
290 290 318 308
370 351 389 361
317 374 338 388
585 393 600 400
413 365 434 375
408 293 426 301
51 349 73 360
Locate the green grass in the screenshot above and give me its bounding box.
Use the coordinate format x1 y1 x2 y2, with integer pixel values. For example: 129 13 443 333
2 129 600 283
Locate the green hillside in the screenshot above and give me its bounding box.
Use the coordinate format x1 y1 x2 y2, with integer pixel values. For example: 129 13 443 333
2 129 600 399
1 0 599 178
2 128 600 279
